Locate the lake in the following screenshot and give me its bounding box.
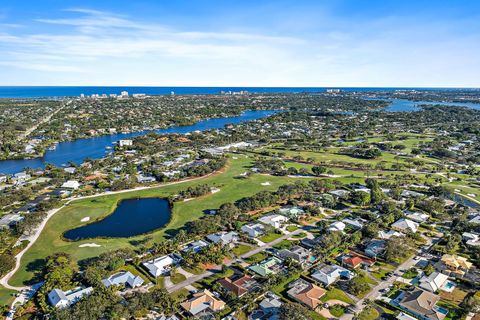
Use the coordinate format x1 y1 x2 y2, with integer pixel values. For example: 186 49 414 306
63 198 171 240
0 109 277 174
364 98 480 112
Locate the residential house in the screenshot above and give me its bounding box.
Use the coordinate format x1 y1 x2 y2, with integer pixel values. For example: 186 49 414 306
364 239 386 258
119 139 133 147
136 174 156 183
61 180 80 190
342 218 365 230
249 257 283 277
0 214 24 229
392 218 419 233
143 255 175 277
64 167 76 174
462 232 480 247
378 230 403 240
48 287 94 308
102 271 144 288
328 221 346 232
300 237 322 249
258 214 288 229
180 289 226 317
338 253 375 269
278 206 305 219
405 211 430 223
311 264 354 286
419 272 451 293
13 172 31 184
329 189 350 199
206 231 239 246
401 190 425 198
181 240 209 253
218 273 259 297
278 246 312 267
397 288 446 320
241 223 265 238
258 292 282 319
436 254 472 278
286 279 326 310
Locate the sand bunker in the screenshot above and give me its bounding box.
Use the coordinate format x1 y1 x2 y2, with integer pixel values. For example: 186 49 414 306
79 243 101 248
261 182 271 186
80 217 90 222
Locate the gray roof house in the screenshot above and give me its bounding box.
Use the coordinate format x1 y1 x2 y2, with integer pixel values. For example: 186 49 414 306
102 271 144 288
206 231 239 246
311 264 354 286
48 287 93 308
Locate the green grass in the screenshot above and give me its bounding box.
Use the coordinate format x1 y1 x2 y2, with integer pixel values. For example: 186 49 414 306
286 225 299 232
321 288 354 304
182 265 205 275
370 263 396 281
402 268 418 279
273 240 295 250
231 244 253 256
258 232 283 243
10 155 302 286
245 252 267 264
292 232 307 239
0 285 16 306
170 288 189 302
356 306 380 320
170 272 187 284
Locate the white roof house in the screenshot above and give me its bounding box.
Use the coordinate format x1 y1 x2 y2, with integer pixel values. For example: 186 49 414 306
181 240 209 253
462 232 480 247
61 180 80 190
328 221 346 232
378 230 404 240
311 264 354 286
0 214 24 228
241 223 265 238
405 211 430 223
48 287 93 308
419 272 449 292
143 255 174 277
102 271 144 288
118 139 133 147
391 218 419 233
258 214 288 229
206 231 239 245
469 215 480 225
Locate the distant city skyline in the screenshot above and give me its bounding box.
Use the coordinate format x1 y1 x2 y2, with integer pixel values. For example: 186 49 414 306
0 0 479 87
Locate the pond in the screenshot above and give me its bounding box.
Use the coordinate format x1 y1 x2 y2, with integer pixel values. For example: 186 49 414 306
63 198 171 240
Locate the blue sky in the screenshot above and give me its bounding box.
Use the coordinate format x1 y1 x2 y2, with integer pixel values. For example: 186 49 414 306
0 0 479 87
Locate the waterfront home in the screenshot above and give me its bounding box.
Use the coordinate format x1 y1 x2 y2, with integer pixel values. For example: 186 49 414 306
102 271 144 289
0 214 24 229
419 272 451 293
180 289 225 318
249 257 283 276
13 172 31 184
218 273 259 297
391 218 419 233
311 264 354 286
286 279 326 310
143 255 175 277
397 288 446 320
364 239 386 258
48 287 93 308
181 240 209 253
64 167 76 174
328 221 346 232
435 254 472 278
241 223 265 238
258 214 288 229
119 139 133 147
206 231 239 246
278 246 312 267
61 180 80 190
0 174 7 183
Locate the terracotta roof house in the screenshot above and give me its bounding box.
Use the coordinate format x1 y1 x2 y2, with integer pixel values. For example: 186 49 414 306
218 274 259 297
338 253 374 269
398 288 447 320
437 254 473 278
180 289 226 317
286 279 326 310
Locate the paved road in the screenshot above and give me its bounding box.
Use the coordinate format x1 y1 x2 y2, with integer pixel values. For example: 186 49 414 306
340 236 440 320
166 229 303 293
5 282 43 320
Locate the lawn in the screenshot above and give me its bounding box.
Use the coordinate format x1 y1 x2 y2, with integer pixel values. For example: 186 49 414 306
231 244 253 256
286 225 299 232
321 288 354 304
273 240 295 250
10 155 301 287
0 285 16 306
402 268 418 279
245 252 267 264
182 265 205 275
170 272 187 284
258 232 283 243
356 306 380 320
370 263 396 281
